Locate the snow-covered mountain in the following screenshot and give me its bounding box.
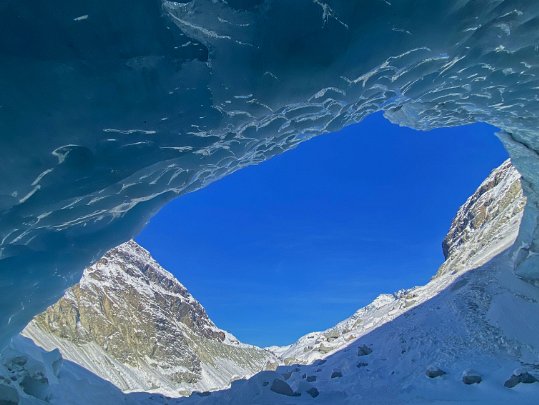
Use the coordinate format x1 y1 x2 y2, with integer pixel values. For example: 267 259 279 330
22 241 276 397
268 160 526 365
172 168 539 404
438 159 526 277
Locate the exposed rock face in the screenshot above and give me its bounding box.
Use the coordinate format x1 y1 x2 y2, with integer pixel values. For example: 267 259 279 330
438 160 526 276
23 241 275 396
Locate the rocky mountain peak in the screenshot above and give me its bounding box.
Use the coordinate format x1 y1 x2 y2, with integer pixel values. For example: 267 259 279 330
24 240 275 396
437 160 526 276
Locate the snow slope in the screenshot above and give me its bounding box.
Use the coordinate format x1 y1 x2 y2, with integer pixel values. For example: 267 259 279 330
22 241 276 397
269 160 526 365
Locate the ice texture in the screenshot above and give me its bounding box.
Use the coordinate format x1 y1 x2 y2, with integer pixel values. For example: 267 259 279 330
1 0 539 347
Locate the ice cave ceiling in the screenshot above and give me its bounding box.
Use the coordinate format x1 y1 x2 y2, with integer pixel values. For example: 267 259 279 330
1 0 539 348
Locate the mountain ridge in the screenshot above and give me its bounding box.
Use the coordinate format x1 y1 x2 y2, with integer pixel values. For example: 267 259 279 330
266 159 526 365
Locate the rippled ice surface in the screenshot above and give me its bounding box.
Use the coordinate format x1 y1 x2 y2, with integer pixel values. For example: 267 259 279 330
1 0 539 346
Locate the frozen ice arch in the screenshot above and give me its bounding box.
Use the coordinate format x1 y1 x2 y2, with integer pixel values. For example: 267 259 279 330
1 0 539 348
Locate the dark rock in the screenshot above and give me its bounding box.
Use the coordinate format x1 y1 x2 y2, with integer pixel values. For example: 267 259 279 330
357 345 373 356
306 375 317 382
357 362 368 368
270 379 299 396
282 371 292 380
520 373 539 384
504 371 538 388
504 375 520 388
331 371 343 379
426 366 446 378
519 372 538 384
462 371 482 385
306 387 319 398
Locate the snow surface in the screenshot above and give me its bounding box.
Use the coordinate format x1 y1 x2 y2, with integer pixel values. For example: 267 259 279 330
2 0 539 348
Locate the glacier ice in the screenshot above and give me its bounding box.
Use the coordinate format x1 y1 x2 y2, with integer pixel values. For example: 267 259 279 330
1 0 539 349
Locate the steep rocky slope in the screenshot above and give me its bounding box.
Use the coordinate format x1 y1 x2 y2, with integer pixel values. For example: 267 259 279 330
269 160 527 366
22 241 276 397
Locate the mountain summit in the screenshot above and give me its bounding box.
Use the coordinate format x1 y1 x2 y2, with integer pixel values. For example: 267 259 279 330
23 241 276 397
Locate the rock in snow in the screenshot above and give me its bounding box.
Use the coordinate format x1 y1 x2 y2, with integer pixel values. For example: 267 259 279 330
269 379 298 397
504 369 538 388
462 370 482 385
425 366 446 379
357 345 373 357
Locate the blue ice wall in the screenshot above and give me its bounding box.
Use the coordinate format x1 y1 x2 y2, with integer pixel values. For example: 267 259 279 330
1 0 539 347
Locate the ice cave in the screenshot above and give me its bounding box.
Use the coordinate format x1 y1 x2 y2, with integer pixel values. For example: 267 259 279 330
1 0 539 403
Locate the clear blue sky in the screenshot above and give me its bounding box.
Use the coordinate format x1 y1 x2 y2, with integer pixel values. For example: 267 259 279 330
136 112 508 347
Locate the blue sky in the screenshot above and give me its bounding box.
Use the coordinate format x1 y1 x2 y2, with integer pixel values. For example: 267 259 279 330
136 112 508 347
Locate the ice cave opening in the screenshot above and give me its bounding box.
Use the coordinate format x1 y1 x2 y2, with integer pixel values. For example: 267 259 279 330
2 0 539 402
134 112 510 347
